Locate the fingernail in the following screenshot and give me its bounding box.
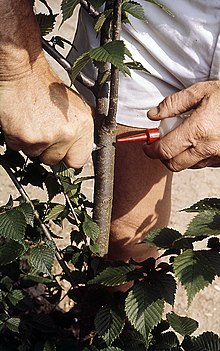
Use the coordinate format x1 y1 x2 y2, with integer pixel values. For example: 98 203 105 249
148 107 159 116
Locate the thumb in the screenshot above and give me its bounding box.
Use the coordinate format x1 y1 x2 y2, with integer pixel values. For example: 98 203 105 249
147 83 204 121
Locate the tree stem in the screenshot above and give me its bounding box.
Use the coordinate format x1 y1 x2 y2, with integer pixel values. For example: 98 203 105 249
93 0 122 257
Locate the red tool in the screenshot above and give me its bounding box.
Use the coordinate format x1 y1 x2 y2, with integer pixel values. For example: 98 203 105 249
116 127 160 144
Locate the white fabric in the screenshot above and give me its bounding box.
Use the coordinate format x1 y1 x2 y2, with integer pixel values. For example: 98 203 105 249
68 0 220 128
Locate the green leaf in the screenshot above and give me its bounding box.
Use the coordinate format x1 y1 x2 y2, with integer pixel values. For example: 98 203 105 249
36 13 57 36
0 208 27 243
201 250 220 276
52 162 76 179
29 245 55 276
88 0 106 9
145 0 174 17
173 249 216 305
125 60 150 74
44 204 66 222
153 331 180 350
61 0 80 23
82 213 100 242
5 317 20 333
125 281 164 343
8 289 24 306
122 1 146 20
71 51 91 82
17 203 35 227
167 312 198 336
185 211 220 237
151 272 176 305
0 240 26 265
44 173 62 201
142 227 182 248
88 264 136 286
94 9 112 32
95 306 125 346
182 198 220 213
89 40 131 76
183 332 220 351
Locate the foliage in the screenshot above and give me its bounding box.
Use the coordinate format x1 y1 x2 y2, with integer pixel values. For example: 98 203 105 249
1 0 219 349
0 135 220 350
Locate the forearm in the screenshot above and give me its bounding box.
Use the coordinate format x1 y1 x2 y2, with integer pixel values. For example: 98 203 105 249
0 0 43 80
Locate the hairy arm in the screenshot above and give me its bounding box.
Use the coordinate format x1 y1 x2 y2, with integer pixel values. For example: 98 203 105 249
0 0 94 168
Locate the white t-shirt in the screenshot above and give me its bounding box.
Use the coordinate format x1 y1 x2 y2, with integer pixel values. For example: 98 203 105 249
68 0 220 128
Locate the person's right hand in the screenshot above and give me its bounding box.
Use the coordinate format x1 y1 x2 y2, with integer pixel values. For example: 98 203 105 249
0 53 94 169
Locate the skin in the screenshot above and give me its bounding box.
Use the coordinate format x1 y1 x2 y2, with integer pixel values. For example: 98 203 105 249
0 0 94 169
0 0 172 264
143 81 220 172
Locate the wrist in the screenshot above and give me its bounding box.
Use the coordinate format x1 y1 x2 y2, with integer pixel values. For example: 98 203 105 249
0 0 42 80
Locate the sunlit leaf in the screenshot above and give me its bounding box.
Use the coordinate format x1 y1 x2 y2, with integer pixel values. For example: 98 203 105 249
173 249 216 305
0 208 27 243
125 281 164 342
5 317 20 333
185 211 220 237
82 213 100 242
29 245 55 276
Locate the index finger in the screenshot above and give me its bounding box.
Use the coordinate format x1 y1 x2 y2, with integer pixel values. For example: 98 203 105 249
143 110 202 160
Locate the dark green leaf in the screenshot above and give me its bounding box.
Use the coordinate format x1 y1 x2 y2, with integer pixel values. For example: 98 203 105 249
5 317 20 333
145 0 174 17
183 331 220 351
17 203 35 227
95 306 125 345
8 289 24 306
44 173 62 201
36 13 57 36
61 0 80 23
151 272 176 305
0 240 25 265
44 204 66 222
0 208 27 243
125 281 164 342
167 312 198 336
122 1 146 20
90 40 131 76
200 250 220 276
88 264 136 286
29 245 55 276
125 60 150 74
88 0 106 9
173 249 216 305
52 162 76 178
142 227 182 248
152 331 180 350
71 51 91 82
182 198 220 213
82 213 100 242
94 10 112 32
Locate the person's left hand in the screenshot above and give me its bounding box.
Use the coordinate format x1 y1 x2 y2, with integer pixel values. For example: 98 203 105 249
143 80 220 171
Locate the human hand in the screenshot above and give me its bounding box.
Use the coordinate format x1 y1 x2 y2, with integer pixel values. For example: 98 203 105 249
0 55 94 169
143 81 220 171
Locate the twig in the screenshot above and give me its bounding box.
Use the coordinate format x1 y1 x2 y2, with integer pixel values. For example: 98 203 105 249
42 38 95 90
0 161 77 288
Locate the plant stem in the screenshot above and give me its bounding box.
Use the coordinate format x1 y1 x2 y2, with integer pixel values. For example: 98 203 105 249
93 0 122 257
